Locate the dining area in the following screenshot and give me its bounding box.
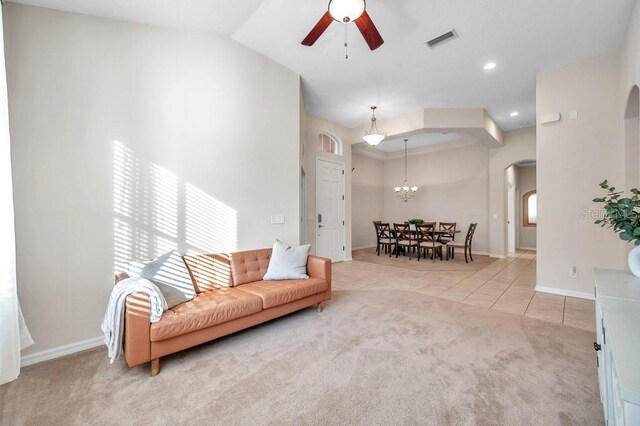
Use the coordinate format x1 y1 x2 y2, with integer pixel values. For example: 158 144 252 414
373 220 478 263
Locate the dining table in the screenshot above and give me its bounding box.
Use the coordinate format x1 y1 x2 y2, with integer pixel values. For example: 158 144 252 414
390 229 461 242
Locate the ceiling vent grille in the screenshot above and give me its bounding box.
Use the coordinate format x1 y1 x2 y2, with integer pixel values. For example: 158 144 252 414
426 30 458 48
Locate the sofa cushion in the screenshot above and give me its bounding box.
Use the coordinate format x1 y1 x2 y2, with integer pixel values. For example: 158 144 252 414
150 288 263 341
235 278 327 309
183 253 232 292
263 240 310 281
127 250 196 309
230 249 272 286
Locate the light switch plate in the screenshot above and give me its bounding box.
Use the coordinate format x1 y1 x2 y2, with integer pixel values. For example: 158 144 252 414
540 113 561 124
270 214 285 224
569 110 578 120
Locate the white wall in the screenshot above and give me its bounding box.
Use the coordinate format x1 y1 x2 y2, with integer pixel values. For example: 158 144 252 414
5 4 301 355
622 2 640 193
536 50 626 297
352 153 384 249
302 113 353 259
517 165 537 249
382 144 490 254
488 127 536 257
622 1 640 102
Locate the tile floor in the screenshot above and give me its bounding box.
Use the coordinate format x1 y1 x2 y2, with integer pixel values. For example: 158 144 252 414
341 250 596 332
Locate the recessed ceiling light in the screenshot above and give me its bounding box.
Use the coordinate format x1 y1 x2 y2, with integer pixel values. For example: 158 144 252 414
510 111 519 117
483 62 497 71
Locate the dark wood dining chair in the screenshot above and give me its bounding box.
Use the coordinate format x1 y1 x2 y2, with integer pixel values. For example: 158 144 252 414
374 222 395 257
373 221 381 253
416 223 443 261
394 223 418 259
445 223 477 263
439 222 457 244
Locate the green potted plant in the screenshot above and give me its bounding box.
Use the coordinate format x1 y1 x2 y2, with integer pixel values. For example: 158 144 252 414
593 180 640 276
408 218 424 231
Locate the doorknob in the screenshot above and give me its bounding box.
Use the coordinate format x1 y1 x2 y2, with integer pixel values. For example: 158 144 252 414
318 224 324 228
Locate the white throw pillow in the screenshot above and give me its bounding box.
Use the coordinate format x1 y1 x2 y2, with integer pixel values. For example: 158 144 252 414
263 240 310 281
127 250 196 309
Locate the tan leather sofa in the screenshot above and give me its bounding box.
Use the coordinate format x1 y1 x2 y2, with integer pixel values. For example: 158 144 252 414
116 248 332 376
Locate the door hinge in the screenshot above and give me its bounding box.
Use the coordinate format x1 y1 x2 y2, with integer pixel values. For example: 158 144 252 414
343 246 345 251
343 221 345 225
342 169 344 175
342 195 345 200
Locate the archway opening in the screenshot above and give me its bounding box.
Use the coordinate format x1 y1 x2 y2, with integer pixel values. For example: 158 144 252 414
504 160 537 254
625 85 640 190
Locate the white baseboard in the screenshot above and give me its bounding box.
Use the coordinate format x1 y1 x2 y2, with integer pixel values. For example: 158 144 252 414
489 253 506 259
535 285 595 301
21 336 103 367
344 257 353 262
518 246 537 251
351 245 376 251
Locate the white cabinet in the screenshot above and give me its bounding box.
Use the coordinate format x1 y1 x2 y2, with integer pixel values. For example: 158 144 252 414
594 269 640 426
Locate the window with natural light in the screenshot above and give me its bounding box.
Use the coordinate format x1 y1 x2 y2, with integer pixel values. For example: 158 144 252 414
523 190 537 226
317 133 341 155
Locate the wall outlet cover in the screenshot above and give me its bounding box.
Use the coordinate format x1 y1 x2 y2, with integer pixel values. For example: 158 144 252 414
569 265 578 278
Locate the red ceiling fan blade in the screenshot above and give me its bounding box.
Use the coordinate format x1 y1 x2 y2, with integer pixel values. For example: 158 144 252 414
354 11 384 50
302 12 334 46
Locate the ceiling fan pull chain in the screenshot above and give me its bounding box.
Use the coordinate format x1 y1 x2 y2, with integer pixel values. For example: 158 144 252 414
344 24 349 59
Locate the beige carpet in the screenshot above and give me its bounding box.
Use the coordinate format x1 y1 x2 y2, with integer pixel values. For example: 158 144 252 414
353 247 494 272
0 262 602 425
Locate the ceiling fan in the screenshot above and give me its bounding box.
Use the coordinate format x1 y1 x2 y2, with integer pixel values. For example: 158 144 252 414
301 0 384 51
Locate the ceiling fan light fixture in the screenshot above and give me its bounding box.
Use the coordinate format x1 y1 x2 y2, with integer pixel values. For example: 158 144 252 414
328 0 366 23
363 106 386 146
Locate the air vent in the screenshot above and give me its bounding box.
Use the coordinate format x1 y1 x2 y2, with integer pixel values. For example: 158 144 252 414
426 30 458 48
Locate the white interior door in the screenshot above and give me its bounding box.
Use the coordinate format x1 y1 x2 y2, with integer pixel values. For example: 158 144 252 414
300 167 307 244
507 183 516 253
316 159 344 262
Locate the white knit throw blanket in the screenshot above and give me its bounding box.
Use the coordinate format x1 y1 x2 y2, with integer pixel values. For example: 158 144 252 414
101 277 167 364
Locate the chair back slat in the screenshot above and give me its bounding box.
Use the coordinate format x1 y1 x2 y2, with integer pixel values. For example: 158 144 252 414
465 223 478 245
373 221 382 237
377 223 392 239
394 223 412 240
439 222 457 240
416 223 436 245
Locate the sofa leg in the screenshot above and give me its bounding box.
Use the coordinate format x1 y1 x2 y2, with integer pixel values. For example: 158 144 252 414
151 358 160 376
316 302 324 313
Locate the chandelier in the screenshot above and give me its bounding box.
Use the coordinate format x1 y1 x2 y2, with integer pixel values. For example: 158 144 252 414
363 106 386 146
394 139 418 202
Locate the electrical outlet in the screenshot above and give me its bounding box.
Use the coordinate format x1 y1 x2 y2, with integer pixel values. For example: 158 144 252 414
569 265 578 279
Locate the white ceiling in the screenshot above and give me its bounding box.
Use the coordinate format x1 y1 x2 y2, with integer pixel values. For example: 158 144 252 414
12 0 635 132
358 132 462 153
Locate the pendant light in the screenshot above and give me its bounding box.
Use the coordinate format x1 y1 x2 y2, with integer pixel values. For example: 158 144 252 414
394 139 418 202
363 106 386 146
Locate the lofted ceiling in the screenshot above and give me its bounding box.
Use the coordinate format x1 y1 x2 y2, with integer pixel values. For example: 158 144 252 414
11 0 635 132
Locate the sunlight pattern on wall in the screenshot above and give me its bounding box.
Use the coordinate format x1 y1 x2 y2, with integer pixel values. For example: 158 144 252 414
113 141 238 274
185 183 237 255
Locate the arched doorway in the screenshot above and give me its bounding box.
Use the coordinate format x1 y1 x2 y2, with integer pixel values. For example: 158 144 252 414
504 160 537 254
625 86 640 190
